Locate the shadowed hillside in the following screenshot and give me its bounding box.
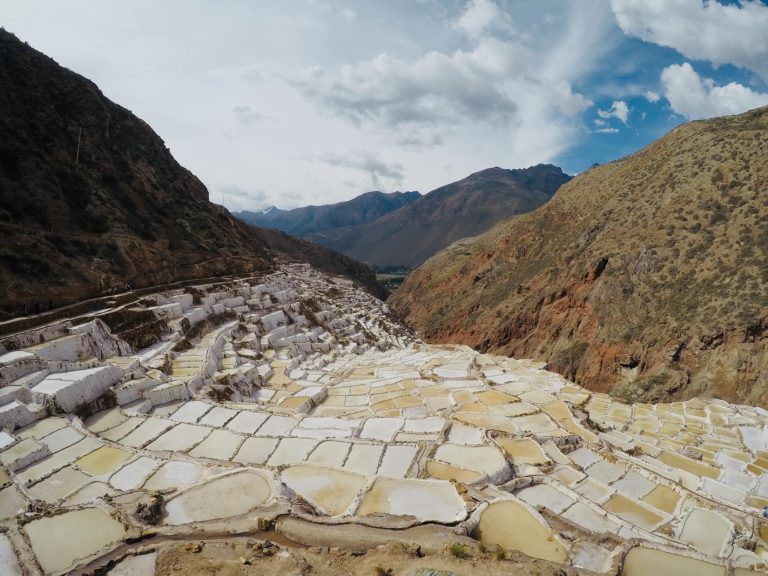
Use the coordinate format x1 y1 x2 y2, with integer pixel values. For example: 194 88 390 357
0 29 384 317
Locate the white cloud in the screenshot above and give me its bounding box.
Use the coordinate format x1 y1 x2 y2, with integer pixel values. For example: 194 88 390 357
661 62 768 119
452 0 514 39
611 0 768 80
644 90 660 103
318 152 404 189
596 127 619 133
597 100 629 123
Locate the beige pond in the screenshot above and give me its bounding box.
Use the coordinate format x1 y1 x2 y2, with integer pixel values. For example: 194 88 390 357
621 547 724 576
678 508 732 557
24 507 127 573
356 478 466 523
76 446 133 477
432 444 510 483
426 459 482 484
163 470 273 525
604 494 665 531
497 437 550 465
474 499 567 564
281 465 367 516
641 485 681 514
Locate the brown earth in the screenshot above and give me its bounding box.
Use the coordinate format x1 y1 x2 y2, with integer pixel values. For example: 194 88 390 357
152 538 576 576
0 30 384 318
390 106 768 407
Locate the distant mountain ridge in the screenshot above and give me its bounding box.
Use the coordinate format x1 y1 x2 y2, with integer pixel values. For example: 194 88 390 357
307 164 571 269
237 165 570 270
236 190 421 236
0 29 385 316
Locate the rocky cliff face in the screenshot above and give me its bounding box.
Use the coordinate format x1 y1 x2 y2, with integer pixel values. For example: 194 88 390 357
304 165 571 269
390 106 768 407
0 30 384 316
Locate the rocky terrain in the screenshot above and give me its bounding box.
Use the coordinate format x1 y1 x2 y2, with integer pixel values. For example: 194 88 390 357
390 106 768 407
236 190 421 236
1 264 767 575
263 165 570 269
0 29 384 318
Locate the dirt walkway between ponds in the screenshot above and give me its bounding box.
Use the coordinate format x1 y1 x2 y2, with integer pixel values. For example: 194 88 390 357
153 539 583 576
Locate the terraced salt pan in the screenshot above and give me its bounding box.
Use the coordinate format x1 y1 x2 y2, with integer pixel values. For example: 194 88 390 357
169 400 212 423
101 416 145 441
24 507 127 573
498 437 550 465
621 547 724 576
433 444 510 483
517 484 575 514
308 440 350 468
356 478 466 523
378 445 418 477
76 446 134 477
27 466 91 501
0 485 26 519
16 437 101 484
475 499 568 563
233 437 279 465
562 501 619 534
266 438 318 466
225 410 268 434
188 429 243 460
108 551 157 576
110 456 162 490
164 469 273 525
198 406 238 427
146 423 211 452
64 481 117 506
282 465 367 516
426 459 482 483
17 416 68 439
143 460 205 491
119 418 174 448
0 533 22 576
678 508 732 557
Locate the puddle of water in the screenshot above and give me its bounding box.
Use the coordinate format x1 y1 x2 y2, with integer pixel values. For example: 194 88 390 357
356 478 466 523
641 485 681 514
497 438 550 465
163 469 273 525
281 465 367 516
621 547 724 576
604 494 665 531
474 499 567 563
24 507 127 573
76 446 133 477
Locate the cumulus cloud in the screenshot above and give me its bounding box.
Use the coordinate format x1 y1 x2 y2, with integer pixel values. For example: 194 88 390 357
644 90 660 103
661 62 768 119
319 153 404 189
452 0 514 39
293 0 611 163
611 0 768 80
597 100 629 123
596 127 619 133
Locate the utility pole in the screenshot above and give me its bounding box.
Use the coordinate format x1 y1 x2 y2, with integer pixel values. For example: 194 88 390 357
75 127 82 164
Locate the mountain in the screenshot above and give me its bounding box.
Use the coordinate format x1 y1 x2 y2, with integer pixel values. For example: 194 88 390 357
390 106 768 407
0 29 384 317
307 165 571 269
236 190 421 236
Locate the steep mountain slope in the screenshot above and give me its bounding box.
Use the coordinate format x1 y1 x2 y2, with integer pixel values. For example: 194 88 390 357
391 106 768 406
0 30 383 317
309 165 571 269
236 190 420 236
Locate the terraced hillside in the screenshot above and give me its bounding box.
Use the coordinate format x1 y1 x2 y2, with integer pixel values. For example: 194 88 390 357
391 106 768 407
1 264 767 575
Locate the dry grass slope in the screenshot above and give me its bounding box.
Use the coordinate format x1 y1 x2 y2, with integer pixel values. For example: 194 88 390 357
391 105 768 407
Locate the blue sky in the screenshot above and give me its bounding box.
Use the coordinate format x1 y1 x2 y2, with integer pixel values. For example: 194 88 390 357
2 0 768 209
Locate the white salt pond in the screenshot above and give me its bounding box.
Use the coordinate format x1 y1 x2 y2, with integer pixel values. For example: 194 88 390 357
282 465 367 516
24 507 127 573
356 478 466 523
163 469 273 524
620 546 724 576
